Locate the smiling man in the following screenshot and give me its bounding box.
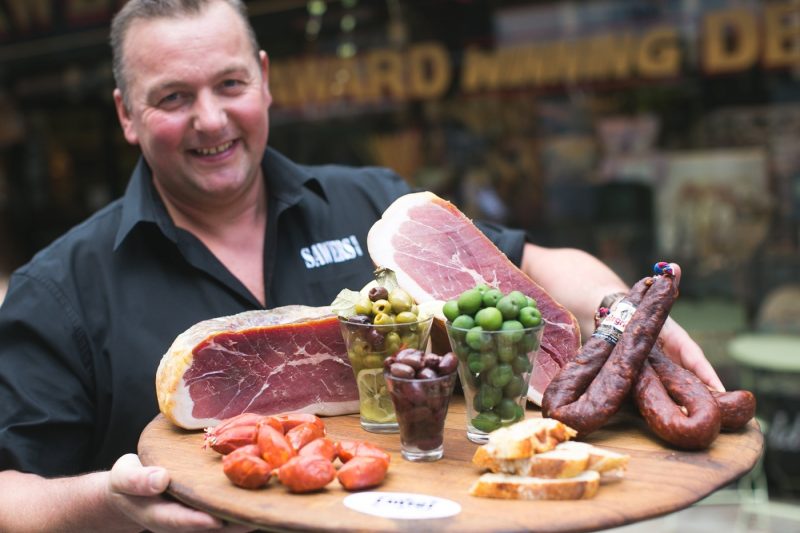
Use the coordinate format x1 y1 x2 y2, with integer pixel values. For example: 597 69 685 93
0 1 723 531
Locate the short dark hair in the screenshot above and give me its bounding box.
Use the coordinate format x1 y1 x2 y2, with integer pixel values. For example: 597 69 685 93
110 0 260 108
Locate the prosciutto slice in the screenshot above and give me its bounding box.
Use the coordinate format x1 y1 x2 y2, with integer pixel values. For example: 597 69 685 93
367 192 580 404
156 306 358 429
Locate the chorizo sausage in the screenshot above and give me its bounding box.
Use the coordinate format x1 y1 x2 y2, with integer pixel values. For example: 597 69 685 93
298 437 338 462
285 421 326 453
712 390 756 431
257 423 295 469
543 270 679 436
205 424 258 455
278 455 336 493
337 456 389 491
541 276 652 416
335 440 391 467
634 343 721 450
222 444 274 489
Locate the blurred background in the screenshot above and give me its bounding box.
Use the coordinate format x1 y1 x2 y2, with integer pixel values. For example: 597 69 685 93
0 0 798 530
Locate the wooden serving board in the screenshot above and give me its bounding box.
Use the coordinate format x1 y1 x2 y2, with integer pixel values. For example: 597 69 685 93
139 397 763 532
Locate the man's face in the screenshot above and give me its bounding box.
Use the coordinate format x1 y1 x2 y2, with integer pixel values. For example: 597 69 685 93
113 2 271 208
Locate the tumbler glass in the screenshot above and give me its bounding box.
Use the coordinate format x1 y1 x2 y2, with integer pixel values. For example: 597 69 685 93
339 315 434 433
445 322 544 443
384 370 457 461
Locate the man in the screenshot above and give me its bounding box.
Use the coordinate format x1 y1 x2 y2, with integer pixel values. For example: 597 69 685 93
0 1 723 531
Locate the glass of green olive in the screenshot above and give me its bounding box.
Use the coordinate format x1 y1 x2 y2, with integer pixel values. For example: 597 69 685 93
338 287 434 433
444 286 544 444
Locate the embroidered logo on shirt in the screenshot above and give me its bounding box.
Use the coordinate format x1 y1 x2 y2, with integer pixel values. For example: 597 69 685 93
300 235 363 268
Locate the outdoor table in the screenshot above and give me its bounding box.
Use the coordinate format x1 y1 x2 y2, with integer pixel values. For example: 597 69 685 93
139 395 763 532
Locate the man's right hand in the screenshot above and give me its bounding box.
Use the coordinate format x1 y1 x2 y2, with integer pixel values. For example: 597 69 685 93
108 453 252 532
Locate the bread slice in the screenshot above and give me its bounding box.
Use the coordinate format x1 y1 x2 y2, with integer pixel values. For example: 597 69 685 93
472 418 577 468
475 447 591 478
555 441 629 482
469 470 600 500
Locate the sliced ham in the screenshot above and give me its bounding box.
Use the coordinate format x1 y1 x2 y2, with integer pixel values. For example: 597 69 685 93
367 192 580 404
156 306 358 429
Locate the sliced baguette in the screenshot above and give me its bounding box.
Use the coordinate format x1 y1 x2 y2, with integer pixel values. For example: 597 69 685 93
475 447 591 478
472 418 577 468
555 441 629 477
469 470 600 500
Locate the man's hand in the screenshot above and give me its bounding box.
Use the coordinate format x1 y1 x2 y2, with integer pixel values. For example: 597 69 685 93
108 454 251 532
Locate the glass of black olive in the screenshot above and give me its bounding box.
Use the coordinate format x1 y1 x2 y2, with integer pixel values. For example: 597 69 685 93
383 349 459 461
338 286 434 433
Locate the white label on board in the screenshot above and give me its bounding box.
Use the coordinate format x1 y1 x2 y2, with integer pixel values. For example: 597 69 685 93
343 492 461 519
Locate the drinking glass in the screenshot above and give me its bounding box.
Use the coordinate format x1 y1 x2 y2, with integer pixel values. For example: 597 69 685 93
339 315 434 433
445 322 544 443
384 370 457 461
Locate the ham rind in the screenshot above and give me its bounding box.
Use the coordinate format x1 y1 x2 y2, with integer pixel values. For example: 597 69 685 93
367 192 581 405
156 306 358 429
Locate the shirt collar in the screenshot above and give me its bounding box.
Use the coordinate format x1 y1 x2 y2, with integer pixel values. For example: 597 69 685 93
113 147 325 250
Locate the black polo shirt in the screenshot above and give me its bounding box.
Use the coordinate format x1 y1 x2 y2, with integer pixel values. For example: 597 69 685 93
0 147 526 476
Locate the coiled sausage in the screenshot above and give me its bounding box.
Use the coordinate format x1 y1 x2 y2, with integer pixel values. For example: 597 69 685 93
634 343 721 450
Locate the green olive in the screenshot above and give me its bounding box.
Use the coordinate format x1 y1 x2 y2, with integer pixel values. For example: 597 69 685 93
497 342 515 363
503 375 525 398
475 307 503 331
512 355 532 374
497 397 519 420
508 291 529 309
443 300 460 322
500 320 525 342
480 352 498 373
481 288 503 308
388 288 414 314
451 314 475 330
458 288 483 316
372 299 392 315
467 352 484 374
519 306 542 328
496 295 520 320
373 312 395 326
471 412 501 432
477 384 501 410
384 331 401 354
465 326 486 351
488 363 513 388
395 311 419 325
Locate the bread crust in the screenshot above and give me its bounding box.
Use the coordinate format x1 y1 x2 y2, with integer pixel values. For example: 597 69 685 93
469 471 600 500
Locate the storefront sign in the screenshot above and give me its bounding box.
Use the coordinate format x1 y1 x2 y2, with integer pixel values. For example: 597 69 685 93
270 2 800 110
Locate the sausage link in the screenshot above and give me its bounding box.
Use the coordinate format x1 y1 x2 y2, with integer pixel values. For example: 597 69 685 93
337 456 389 491
543 272 679 436
712 390 756 431
634 344 721 450
542 277 652 415
285 421 326 453
278 455 336 493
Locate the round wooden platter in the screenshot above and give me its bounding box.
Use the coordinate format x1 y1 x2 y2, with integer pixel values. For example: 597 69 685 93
139 397 763 533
